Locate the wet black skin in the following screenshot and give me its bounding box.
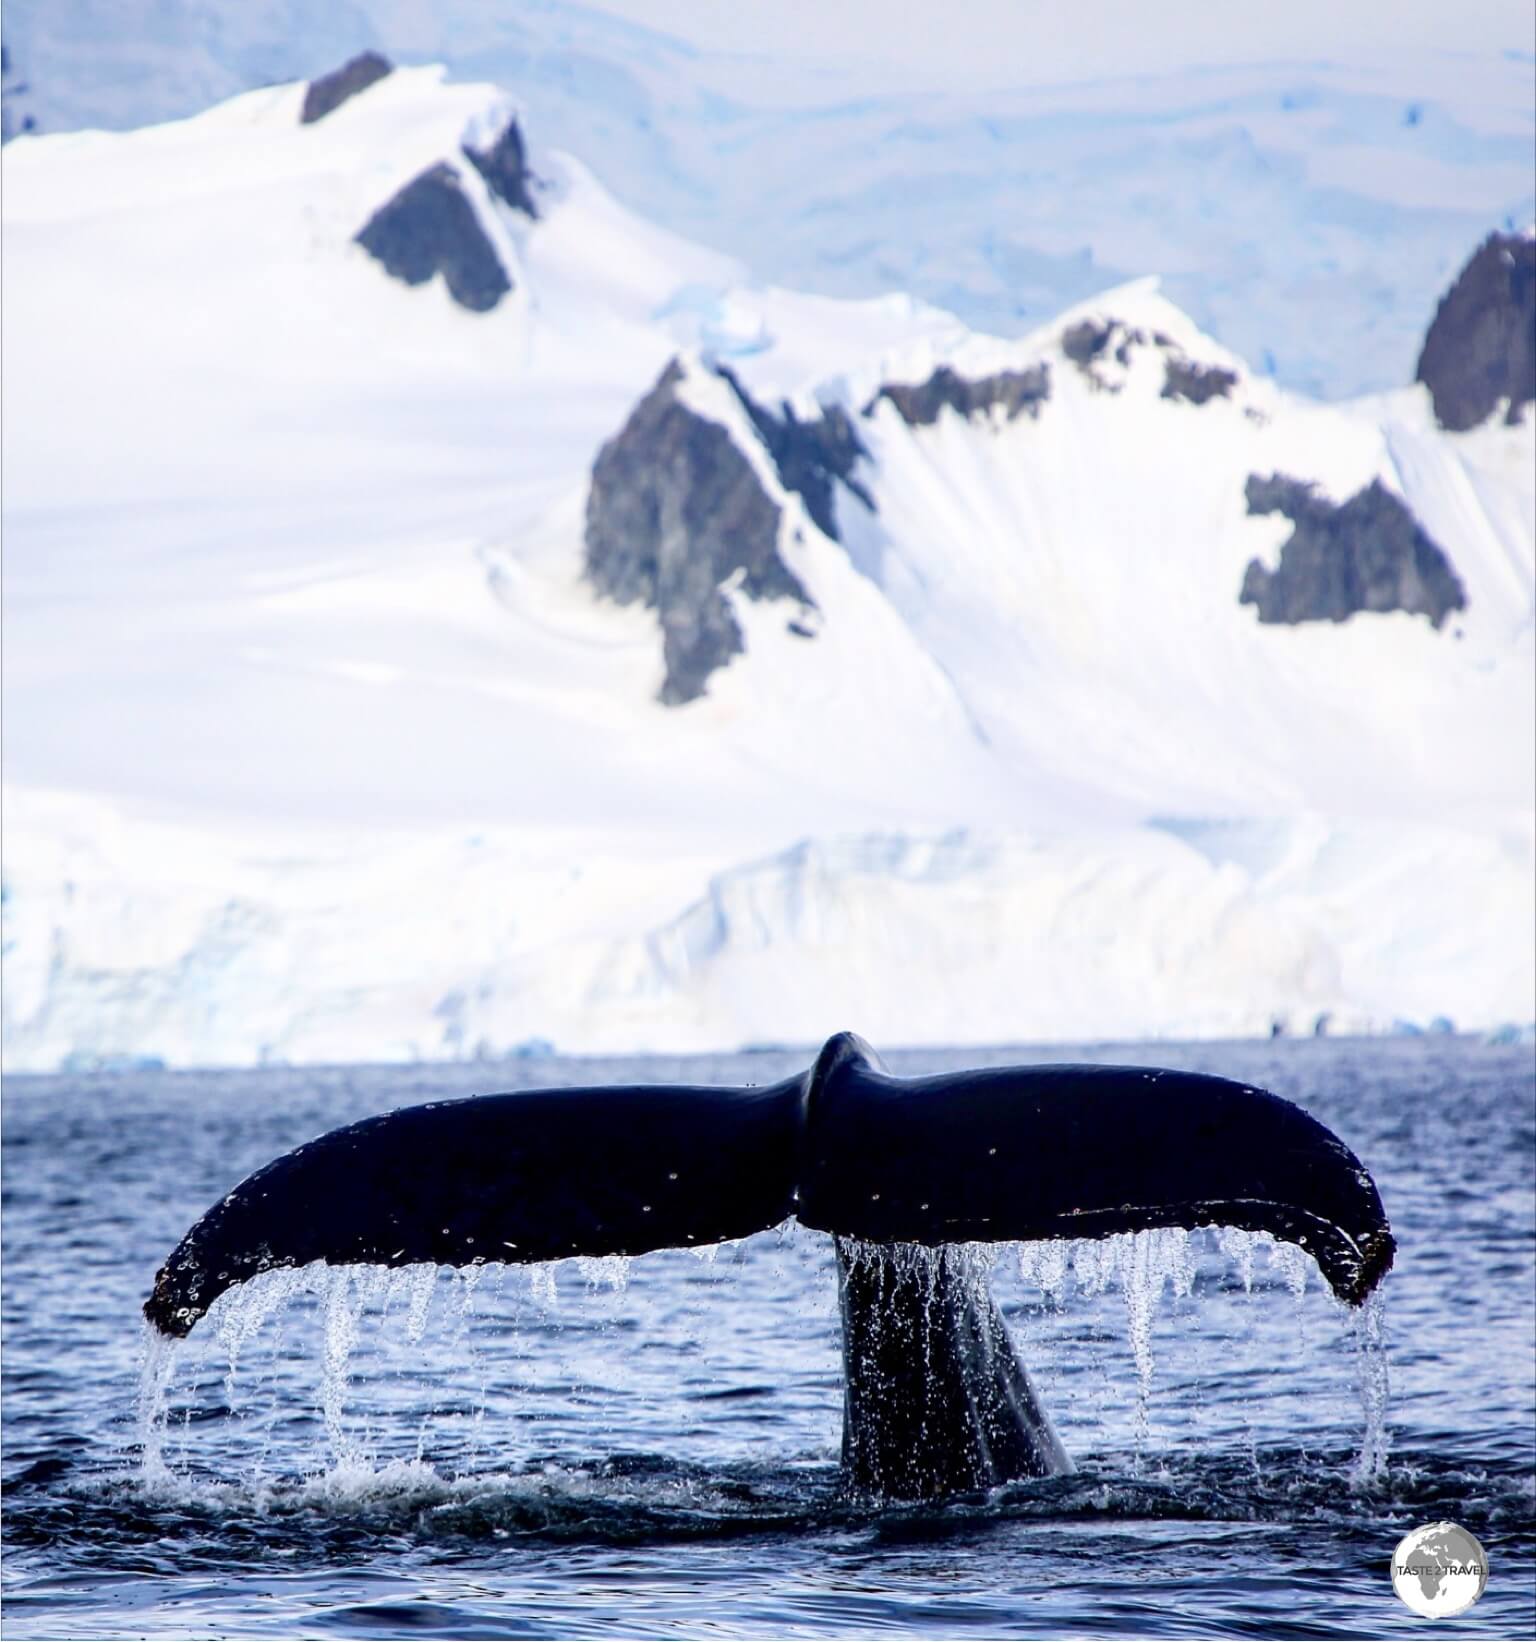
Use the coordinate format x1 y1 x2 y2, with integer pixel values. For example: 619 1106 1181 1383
146 1033 1393 1500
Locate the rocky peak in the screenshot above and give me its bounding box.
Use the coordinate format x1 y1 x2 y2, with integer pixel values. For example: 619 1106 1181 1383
1060 316 1235 403
463 116 539 219
1240 473 1466 629
354 162 511 312
584 361 815 706
1060 317 1143 376
1415 231 1536 431
300 51 393 125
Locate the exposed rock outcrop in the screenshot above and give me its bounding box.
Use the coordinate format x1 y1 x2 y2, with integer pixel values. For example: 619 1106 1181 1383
301 51 393 125
716 365 872 541
1060 319 1116 369
584 362 813 705
463 116 539 218
867 362 1050 426
1415 231 1536 431
1240 473 1466 628
1061 318 1139 393
1161 357 1237 404
1061 318 1233 403
1061 318 1166 371
354 162 511 312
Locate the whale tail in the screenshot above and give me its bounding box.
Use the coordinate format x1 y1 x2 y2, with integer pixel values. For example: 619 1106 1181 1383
143 1032 1393 1497
794 1033 1395 1304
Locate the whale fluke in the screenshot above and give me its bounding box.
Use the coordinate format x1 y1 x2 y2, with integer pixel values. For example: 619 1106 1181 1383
144 1080 802 1337
796 1035 1395 1306
144 1032 1393 1498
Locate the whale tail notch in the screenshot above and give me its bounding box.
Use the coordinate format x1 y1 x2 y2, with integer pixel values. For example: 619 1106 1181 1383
145 1031 1393 1338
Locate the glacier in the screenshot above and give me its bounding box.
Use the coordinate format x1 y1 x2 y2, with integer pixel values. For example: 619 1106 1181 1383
2 66 1532 1070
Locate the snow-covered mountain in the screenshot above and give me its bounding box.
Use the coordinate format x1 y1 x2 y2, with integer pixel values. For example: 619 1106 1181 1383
3 64 1532 1070
2 0 1533 400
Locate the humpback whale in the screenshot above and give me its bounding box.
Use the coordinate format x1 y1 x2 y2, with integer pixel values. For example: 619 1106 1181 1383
144 1032 1394 1499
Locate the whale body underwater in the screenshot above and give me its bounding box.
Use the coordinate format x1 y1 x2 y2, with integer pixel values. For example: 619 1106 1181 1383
145 1032 1395 1500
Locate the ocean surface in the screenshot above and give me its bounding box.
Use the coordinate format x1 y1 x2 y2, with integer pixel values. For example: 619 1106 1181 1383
3 1037 1533 1639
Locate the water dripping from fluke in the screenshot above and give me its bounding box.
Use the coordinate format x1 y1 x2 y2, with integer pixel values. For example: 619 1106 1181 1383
1016 1224 1392 1483
136 1033 1395 1504
135 1322 180 1489
1351 1288 1392 1487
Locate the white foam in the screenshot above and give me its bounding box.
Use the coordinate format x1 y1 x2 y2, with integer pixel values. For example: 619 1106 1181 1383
298 1455 453 1511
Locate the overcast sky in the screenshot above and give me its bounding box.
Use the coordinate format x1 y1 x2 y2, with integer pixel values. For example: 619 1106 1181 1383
582 0 1533 84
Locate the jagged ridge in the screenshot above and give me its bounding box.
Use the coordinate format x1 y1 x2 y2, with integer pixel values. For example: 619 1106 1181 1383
867 363 1051 425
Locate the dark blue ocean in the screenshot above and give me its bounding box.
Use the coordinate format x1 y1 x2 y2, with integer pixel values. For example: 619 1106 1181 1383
3 1037 1533 1639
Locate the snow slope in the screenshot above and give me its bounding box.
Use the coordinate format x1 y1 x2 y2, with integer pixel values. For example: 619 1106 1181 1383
2 0 1532 399
830 289 1534 822
3 69 1531 1069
